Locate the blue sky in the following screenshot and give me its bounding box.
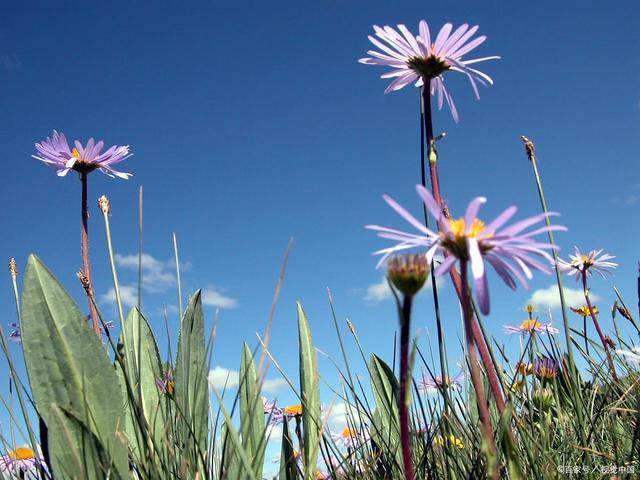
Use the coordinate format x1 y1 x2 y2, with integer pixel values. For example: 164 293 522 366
1 0 639 464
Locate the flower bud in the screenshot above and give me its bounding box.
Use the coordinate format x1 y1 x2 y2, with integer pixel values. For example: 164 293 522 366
387 254 430 298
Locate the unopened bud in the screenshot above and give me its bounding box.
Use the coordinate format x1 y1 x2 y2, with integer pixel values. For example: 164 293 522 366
98 195 110 214
387 254 429 298
615 305 633 321
8 258 17 280
533 386 554 410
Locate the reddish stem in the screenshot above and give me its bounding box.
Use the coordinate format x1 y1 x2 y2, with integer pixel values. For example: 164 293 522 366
398 295 415 480
420 82 506 415
582 272 617 381
81 171 101 336
461 260 497 476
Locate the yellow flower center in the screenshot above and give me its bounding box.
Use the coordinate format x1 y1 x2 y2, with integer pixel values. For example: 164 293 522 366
448 218 488 239
341 428 356 438
571 306 598 317
71 148 81 159
520 320 541 331
9 447 35 461
434 435 464 449
284 405 303 416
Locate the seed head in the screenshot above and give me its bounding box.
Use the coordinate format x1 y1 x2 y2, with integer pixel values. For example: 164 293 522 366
98 195 110 214
387 254 429 297
8 258 17 280
521 135 536 162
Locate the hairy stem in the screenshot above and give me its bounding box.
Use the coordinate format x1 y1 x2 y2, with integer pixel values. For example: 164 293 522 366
398 295 415 480
81 171 100 336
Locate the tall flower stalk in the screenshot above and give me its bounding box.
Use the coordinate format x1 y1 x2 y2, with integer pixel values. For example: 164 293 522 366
33 131 132 335
361 20 507 414
387 254 430 480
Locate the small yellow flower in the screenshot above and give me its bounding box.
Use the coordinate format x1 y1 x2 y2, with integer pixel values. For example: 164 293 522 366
510 381 525 393
284 404 303 417
433 434 464 449
524 304 537 315
571 305 598 317
515 362 534 376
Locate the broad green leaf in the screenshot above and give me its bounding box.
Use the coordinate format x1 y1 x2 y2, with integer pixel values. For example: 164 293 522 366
118 308 166 454
279 420 298 480
48 404 125 480
297 302 320 480
21 255 129 478
239 342 265 479
174 291 209 464
369 354 401 467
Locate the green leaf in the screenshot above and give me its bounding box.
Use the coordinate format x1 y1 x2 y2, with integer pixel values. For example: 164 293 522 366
279 420 299 480
297 302 320 480
48 404 125 480
239 342 266 479
369 354 401 468
21 255 129 478
174 291 209 464
118 308 166 455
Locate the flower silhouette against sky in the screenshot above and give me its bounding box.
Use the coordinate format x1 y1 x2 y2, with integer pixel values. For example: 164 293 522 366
360 20 499 121
33 130 132 179
367 185 566 314
557 247 617 280
503 319 559 335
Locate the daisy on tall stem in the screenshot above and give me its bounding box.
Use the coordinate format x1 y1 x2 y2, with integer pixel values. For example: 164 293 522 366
360 20 507 419
33 130 132 335
368 185 565 475
558 247 618 379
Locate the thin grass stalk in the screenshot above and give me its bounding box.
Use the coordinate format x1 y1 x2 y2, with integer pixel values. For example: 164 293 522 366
138 185 143 312
520 135 588 441
173 232 183 320
80 171 100 336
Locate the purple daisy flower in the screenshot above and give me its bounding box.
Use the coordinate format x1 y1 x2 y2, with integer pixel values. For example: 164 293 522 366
359 20 499 121
367 185 566 314
418 371 464 393
33 130 132 179
330 427 369 449
557 247 617 280
156 370 175 396
503 319 559 335
0 447 42 474
533 358 559 380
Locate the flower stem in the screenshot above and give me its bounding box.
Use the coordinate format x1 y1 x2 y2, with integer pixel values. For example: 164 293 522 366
582 272 618 381
398 294 415 480
460 259 497 476
81 171 100 336
418 84 451 418
420 83 506 415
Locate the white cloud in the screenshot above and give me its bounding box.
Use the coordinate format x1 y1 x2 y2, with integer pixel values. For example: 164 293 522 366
364 277 393 302
266 424 283 444
363 271 445 303
262 378 288 394
207 366 286 395
527 285 600 311
323 402 366 431
202 286 238 309
208 366 240 390
115 253 175 293
99 285 138 308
